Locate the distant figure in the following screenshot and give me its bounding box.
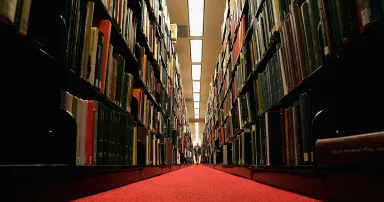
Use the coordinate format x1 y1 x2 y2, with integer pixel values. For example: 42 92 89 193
194 143 201 164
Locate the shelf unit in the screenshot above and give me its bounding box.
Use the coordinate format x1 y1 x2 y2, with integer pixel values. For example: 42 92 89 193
0 0 194 200
202 0 383 201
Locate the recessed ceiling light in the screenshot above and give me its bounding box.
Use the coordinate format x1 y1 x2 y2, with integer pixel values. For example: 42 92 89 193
195 114 199 119
190 40 202 63
193 93 200 101
194 108 199 114
193 81 200 93
192 65 201 80
194 102 199 109
188 0 204 36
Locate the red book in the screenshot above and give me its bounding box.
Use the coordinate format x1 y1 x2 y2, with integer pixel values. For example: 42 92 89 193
93 20 111 94
315 131 384 166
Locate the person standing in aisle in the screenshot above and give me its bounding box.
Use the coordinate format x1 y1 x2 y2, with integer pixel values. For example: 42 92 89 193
194 143 201 164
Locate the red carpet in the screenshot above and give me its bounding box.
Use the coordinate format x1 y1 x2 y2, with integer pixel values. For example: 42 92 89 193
74 165 320 202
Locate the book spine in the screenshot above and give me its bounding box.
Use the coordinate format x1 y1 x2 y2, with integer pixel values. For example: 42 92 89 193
0 0 18 24
315 132 384 165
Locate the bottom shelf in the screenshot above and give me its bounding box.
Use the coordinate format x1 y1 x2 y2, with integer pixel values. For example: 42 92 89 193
1 164 192 201
203 164 384 201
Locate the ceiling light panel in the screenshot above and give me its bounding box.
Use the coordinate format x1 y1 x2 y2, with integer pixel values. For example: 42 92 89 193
190 40 202 63
188 0 205 36
192 65 201 80
194 109 199 114
193 93 200 101
195 115 199 119
193 81 200 92
194 102 199 109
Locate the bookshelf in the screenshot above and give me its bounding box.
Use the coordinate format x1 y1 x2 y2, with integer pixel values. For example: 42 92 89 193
202 0 383 201
0 0 194 200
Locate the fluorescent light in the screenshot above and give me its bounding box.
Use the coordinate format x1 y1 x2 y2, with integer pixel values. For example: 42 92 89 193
195 122 199 126
193 81 200 92
194 109 199 114
190 40 202 63
188 0 204 36
195 133 199 140
193 93 200 101
194 102 199 109
192 65 201 80
195 115 199 119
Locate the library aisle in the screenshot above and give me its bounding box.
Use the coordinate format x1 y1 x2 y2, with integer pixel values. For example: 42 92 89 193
74 165 318 202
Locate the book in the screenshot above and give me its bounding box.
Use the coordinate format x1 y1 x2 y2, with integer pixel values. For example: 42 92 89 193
315 131 384 166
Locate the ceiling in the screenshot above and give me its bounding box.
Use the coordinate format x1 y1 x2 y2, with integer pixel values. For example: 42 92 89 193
167 0 226 142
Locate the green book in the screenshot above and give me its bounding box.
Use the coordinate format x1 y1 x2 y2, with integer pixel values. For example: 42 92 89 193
335 0 351 43
128 116 134 165
298 4 310 77
301 2 316 74
328 0 342 50
93 101 99 165
307 0 322 70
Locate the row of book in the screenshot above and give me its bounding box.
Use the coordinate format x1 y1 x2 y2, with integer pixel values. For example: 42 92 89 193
255 0 384 114
61 90 136 165
230 0 247 44
65 1 136 94
217 0 384 119
140 0 194 159
101 0 137 50
0 0 137 96
222 90 326 166
0 0 32 35
144 0 193 157
203 0 382 166
141 0 172 77
204 0 253 152
141 0 161 61
2 0 194 165
103 0 194 160
154 0 172 71
60 90 187 166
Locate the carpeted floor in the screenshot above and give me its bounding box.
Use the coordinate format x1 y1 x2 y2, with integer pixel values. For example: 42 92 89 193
74 165 320 202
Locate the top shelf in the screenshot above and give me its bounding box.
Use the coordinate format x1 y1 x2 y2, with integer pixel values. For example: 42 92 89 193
93 0 138 67
93 0 167 116
0 2 154 127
